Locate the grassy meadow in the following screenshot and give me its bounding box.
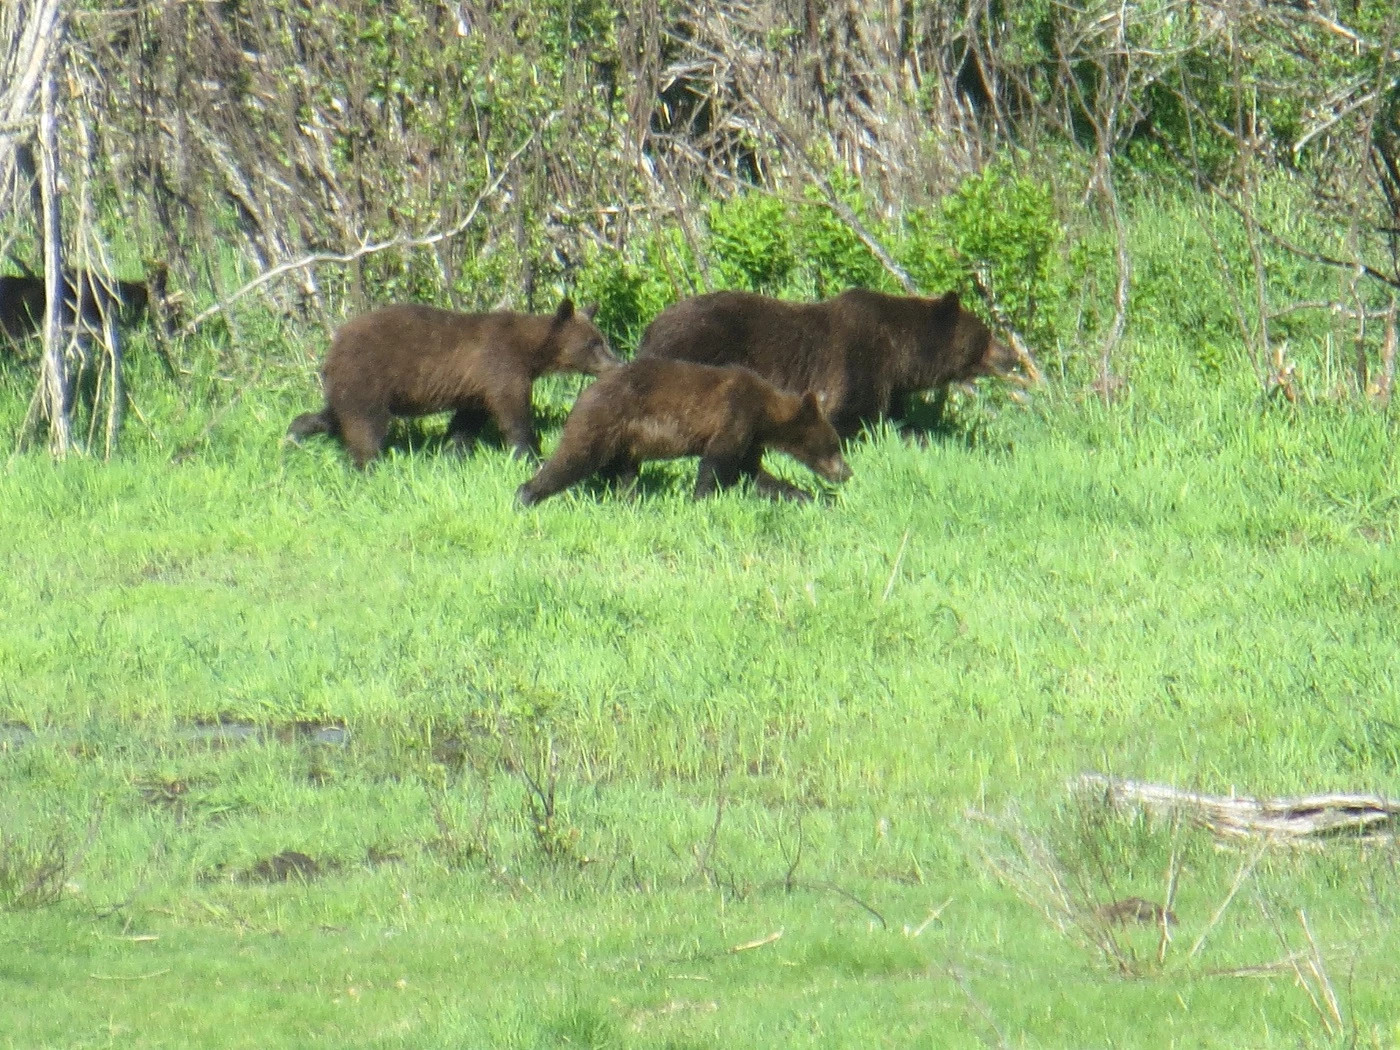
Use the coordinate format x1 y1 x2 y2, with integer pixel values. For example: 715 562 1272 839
1 313 1399 1049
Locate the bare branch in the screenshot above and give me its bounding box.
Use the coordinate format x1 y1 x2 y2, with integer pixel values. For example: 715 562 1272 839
178 123 550 336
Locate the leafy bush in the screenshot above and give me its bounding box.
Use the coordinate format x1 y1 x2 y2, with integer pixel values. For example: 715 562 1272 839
706 193 795 293
794 172 887 297
896 159 1065 352
573 233 690 355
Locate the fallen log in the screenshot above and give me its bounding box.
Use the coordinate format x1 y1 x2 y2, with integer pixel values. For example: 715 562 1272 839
1075 773 1400 842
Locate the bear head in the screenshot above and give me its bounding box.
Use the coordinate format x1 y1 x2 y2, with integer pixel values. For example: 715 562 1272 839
775 391 853 484
546 298 620 376
932 292 1020 382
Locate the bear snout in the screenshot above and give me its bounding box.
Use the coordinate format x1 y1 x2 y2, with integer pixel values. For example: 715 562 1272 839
820 455 853 483
982 336 1022 378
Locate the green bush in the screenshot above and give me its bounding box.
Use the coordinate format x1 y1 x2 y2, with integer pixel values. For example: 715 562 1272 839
706 193 795 293
573 233 690 355
794 172 887 297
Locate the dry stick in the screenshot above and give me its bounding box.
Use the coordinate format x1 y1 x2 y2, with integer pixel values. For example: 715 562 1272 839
178 124 551 337
810 880 888 929
1156 831 1181 966
881 529 910 603
730 929 783 953
692 782 726 887
37 57 69 456
1229 23 1278 386
1299 910 1345 1033
0 0 60 186
1258 896 1336 1038
1186 842 1266 963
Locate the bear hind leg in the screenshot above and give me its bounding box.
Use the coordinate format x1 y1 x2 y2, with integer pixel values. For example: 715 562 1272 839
598 456 640 500
446 403 491 455
338 409 390 470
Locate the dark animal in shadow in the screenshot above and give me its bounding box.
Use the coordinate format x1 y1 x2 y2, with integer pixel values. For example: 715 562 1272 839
636 288 1021 494
288 299 618 469
516 358 853 506
0 265 168 347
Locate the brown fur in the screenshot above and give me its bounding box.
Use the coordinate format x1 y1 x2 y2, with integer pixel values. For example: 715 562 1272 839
516 358 853 506
637 288 1018 435
288 298 618 468
636 288 1016 498
0 268 163 346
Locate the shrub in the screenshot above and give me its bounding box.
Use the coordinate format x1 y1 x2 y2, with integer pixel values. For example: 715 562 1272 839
706 193 796 293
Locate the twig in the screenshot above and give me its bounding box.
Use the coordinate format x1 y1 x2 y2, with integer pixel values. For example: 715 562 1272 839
1299 910 1345 1032
1187 843 1266 962
810 880 888 930
881 529 910 603
730 928 783 953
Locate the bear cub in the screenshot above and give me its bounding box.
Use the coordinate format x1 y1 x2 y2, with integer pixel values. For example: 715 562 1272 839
516 359 853 506
288 298 617 468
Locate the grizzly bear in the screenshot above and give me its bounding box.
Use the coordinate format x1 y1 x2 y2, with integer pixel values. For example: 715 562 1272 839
636 287 1019 437
515 358 853 506
1 267 164 346
287 298 618 468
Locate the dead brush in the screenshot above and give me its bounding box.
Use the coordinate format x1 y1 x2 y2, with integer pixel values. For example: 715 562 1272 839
0 817 98 911
967 798 1187 977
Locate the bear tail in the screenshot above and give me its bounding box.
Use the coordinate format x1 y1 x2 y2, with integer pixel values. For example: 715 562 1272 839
287 409 333 440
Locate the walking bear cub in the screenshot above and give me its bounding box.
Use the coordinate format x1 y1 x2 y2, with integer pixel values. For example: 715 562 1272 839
515 359 853 506
636 287 1019 437
288 299 617 468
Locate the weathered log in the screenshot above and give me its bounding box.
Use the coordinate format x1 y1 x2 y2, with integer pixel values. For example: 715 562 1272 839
1076 773 1400 841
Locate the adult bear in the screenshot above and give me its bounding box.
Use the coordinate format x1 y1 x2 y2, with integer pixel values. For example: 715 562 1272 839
636 287 1019 444
288 299 618 468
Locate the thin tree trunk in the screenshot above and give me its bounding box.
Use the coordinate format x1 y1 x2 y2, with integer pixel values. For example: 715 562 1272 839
38 64 70 455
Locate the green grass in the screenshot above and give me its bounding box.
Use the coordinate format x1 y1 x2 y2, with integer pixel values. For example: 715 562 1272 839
1 334 1399 1049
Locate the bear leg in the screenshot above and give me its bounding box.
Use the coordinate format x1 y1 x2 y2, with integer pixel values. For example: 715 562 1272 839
446 404 491 455
516 439 605 506
694 456 742 499
598 457 640 500
484 381 540 462
339 410 390 470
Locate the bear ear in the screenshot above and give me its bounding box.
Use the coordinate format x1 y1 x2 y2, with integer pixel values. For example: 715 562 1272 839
554 298 576 324
799 390 823 418
937 290 960 311
581 301 600 320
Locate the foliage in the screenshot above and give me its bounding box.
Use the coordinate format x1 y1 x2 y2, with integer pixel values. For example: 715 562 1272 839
793 173 887 298
706 193 796 294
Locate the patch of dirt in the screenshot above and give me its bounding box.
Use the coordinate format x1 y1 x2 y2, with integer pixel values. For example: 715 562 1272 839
1094 896 1176 927
244 850 322 883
